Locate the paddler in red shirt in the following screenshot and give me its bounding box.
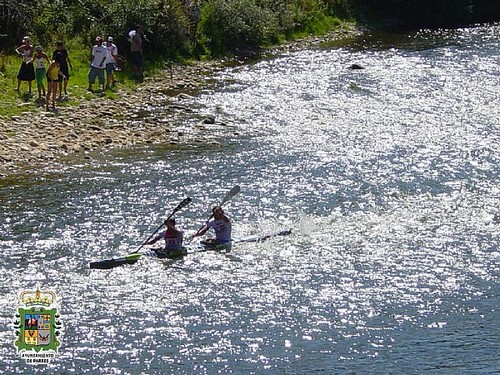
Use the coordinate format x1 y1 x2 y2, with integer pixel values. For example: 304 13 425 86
147 218 184 254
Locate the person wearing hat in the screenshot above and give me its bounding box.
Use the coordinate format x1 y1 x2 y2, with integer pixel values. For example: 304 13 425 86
147 218 185 257
53 41 73 97
33 46 50 100
14 36 35 94
87 36 107 92
104 36 118 89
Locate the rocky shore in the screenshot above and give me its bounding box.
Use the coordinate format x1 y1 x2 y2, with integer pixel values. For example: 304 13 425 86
0 25 362 177
0 61 230 177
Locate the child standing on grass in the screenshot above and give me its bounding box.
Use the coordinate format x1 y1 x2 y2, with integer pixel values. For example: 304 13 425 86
33 46 50 101
46 52 66 111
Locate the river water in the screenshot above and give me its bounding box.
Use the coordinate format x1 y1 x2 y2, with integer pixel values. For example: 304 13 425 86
1 24 499 374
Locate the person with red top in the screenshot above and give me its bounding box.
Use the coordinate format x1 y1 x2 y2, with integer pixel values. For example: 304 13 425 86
147 218 184 256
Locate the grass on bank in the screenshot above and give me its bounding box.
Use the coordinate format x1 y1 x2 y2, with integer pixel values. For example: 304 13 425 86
290 14 344 40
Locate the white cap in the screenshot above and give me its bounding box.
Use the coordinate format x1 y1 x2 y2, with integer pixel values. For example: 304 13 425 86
108 36 113 42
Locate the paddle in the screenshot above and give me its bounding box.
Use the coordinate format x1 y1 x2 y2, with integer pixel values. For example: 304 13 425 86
192 185 240 238
133 197 192 254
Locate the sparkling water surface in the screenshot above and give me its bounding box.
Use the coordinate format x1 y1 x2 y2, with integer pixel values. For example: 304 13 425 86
0 24 499 374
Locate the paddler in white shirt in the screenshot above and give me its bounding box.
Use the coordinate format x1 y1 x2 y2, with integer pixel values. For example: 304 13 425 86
147 218 184 255
193 206 232 245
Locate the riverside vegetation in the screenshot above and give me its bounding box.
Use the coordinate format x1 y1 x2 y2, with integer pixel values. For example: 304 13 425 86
0 0 498 176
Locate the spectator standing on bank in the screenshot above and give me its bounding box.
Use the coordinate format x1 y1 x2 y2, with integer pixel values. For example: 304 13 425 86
14 36 35 95
87 36 107 92
53 41 72 97
46 52 66 111
104 36 118 89
128 25 144 79
33 46 50 101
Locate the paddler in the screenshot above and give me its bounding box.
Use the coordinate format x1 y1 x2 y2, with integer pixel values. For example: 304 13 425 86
147 218 184 255
192 206 232 245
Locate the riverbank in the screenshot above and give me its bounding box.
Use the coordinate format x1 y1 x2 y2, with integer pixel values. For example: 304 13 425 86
0 61 228 178
0 24 362 177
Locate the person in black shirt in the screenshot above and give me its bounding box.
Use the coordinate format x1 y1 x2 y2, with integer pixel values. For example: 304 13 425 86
53 41 73 97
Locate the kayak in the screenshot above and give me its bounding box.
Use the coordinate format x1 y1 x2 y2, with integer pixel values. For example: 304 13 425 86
234 229 292 244
89 229 291 269
89 248 187 270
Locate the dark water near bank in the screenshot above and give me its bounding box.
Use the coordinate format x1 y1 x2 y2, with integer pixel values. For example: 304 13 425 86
1 24 499 374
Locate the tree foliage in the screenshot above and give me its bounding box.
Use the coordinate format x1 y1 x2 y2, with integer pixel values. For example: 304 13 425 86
1 0 499 56
198 0 275 56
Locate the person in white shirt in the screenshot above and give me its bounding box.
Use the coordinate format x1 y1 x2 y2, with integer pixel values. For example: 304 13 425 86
14 36 35 94
193 206 232 245
87 36 107 92
33 46 50 100
104 36 118 89
129 25 144 79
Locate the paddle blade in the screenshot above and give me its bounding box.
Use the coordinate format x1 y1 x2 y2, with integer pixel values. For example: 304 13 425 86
220 185 240 206
173 197 192 214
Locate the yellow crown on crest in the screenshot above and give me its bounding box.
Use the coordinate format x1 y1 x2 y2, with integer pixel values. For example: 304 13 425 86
20 287 56 307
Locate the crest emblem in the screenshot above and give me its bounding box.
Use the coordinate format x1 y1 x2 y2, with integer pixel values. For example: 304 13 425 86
13 286 62 364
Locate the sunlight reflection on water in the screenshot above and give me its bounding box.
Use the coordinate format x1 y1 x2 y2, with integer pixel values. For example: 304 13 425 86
1 24 499 374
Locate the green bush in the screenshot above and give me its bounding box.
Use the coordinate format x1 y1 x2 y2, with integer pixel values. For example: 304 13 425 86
197 0 275 56
196 0 344 57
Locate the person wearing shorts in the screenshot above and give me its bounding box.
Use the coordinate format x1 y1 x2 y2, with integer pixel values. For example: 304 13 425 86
104 36 118 88
87 36 107 92
46 52 66 110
